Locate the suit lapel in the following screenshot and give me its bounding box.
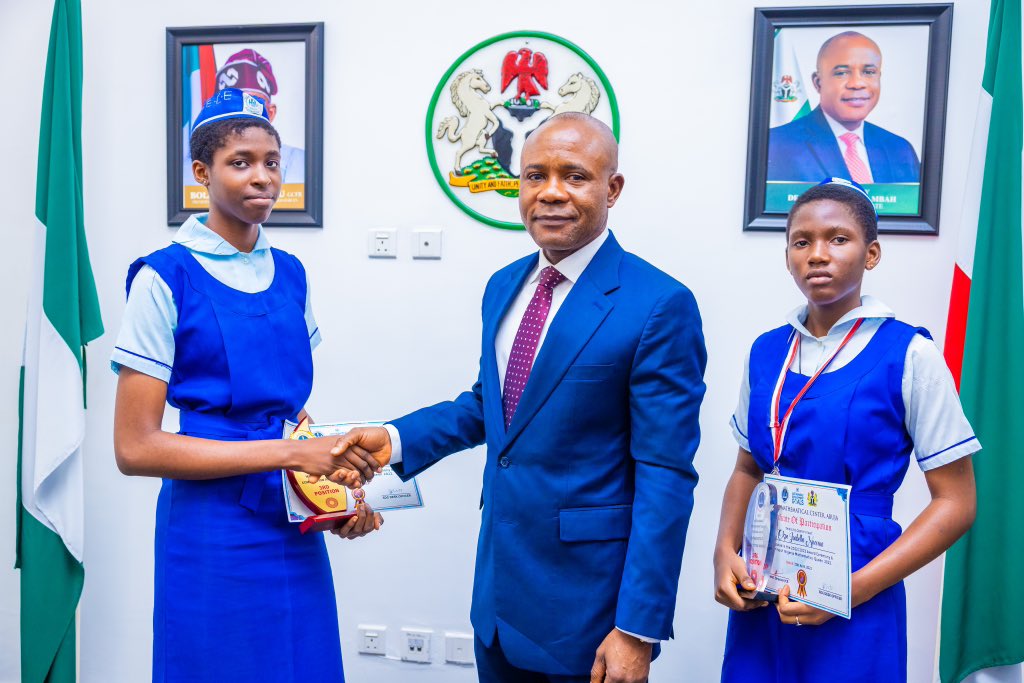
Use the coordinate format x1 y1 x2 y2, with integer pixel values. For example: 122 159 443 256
862 122 892 183
804 107 847 178
483 254 538 446
501 234 623 451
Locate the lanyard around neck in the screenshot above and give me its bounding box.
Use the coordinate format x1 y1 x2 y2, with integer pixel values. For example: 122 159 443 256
769 318 864 471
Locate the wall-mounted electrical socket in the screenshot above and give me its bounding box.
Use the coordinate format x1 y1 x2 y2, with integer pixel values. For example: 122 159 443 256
400 627 433 663
357 624 387 656
368 229 397 258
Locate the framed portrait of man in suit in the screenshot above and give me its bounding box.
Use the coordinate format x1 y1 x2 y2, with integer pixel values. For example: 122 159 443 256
743 5 952 235
166 23 324 227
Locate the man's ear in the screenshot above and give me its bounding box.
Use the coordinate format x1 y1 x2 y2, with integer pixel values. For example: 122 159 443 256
811 71 822 94
606 173 625 208
267 102 278 123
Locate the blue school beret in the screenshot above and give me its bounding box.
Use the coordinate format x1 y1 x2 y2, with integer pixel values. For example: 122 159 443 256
191 88 270 136
817 177 876 214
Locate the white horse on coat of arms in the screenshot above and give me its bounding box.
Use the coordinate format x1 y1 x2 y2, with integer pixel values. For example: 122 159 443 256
436 69 499 172
543 73 601 115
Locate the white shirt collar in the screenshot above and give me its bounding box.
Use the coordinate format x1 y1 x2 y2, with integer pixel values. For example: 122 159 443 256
173 213 271 256
529 229 610 284
786 295 894 339
822 110 865 143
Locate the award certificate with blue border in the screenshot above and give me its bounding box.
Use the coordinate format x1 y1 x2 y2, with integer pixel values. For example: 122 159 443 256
763 474 852 619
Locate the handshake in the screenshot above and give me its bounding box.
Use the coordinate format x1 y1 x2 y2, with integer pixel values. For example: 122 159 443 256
291 426 394 489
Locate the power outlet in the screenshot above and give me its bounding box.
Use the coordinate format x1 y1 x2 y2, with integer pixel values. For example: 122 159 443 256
368 229 397 258
445 631 474 665
357 624 387 656
401 627 433 663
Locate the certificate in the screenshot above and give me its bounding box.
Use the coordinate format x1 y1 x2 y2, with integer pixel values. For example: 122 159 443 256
282 420 423 532
762 474 852 619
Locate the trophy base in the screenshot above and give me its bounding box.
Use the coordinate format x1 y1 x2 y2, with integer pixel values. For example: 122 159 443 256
739 589 779 603
299 511 357 534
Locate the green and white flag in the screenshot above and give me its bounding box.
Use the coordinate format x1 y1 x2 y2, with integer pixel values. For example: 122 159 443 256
769 29 811 127
939 0 1024 681
16 0 103 681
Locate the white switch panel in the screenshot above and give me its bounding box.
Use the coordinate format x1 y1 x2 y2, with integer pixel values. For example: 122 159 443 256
401 627 433 663
445 631 474 665
368 229 397 258
357 624 387 656
412 229 443 259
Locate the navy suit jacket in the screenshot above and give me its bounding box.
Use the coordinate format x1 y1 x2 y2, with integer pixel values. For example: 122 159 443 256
767 106 920 183
391 232 707 675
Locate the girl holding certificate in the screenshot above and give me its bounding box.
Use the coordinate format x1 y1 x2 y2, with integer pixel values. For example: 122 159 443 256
111 89 378 683
714 179 978 682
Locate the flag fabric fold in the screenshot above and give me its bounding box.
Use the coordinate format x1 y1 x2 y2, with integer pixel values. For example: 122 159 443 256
940 0 1024 681
16 0 103 680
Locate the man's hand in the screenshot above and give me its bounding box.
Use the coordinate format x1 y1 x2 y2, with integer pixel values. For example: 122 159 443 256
329 427 393 488
590 629 652 683
330 503 383 540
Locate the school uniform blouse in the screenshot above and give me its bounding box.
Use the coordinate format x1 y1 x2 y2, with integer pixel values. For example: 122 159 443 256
111 214 320 381
730 296 979 471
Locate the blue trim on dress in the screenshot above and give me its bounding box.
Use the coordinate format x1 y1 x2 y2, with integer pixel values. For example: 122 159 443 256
114 346 173 372
731 414 748 440
918 435 978 463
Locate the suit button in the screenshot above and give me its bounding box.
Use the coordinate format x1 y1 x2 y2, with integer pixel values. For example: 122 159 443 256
499 456 510 468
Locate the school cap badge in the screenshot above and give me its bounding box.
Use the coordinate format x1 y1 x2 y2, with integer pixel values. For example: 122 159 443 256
191 87 270 135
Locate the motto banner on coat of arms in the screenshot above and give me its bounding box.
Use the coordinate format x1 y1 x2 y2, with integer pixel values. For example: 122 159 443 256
426 31 619 230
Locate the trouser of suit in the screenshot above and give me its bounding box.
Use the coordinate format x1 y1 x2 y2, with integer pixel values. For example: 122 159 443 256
474 634 590 683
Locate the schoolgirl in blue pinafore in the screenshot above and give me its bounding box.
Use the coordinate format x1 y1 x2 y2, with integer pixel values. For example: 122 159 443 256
719 179 978 683
724 318 921 681
112 90 345 682
124 237 344 682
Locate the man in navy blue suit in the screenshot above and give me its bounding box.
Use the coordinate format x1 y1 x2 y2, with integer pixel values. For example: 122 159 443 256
332 113 706 682
767 31 920 183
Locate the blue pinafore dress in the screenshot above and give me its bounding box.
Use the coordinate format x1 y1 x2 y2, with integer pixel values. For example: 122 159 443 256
127 244 344 683
722 319 928 683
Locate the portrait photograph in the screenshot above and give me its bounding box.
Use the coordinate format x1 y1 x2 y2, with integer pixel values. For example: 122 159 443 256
166 23 324 226
743 5 953 234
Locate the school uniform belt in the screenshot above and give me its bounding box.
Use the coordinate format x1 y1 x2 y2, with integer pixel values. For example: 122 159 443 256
849 492 894 519
178 411 288 513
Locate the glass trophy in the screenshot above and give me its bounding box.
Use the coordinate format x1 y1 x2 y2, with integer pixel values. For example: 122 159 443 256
741 480 780 602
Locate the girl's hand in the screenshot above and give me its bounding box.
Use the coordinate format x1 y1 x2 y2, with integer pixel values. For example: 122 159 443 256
775 584 835 626
291 437 370 485
714 547 768 611
330 504 383 540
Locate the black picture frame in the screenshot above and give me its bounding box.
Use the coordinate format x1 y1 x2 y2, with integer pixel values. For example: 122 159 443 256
166 22 324 227
743 5 953 235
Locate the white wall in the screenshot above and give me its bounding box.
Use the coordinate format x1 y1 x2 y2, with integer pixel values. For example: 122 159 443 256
0 1 989 681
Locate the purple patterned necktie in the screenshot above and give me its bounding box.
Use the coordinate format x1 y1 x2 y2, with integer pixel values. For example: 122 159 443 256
502 265 567 429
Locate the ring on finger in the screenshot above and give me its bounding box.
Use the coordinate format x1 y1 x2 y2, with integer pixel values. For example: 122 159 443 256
795 616 802 626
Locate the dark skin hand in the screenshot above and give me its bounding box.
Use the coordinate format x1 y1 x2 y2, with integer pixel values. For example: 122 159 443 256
590 629 652 683
113 367 376 484
331 502 384 540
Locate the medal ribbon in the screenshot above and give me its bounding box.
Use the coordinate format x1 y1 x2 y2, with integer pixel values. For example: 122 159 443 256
769 318 864 467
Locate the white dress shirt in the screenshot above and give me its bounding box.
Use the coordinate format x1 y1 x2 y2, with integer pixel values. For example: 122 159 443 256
824 111 873 179
111 214 320 382
730 296 979 472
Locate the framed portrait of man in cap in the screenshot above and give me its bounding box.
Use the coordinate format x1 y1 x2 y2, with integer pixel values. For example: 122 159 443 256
742 5 952 235
166 23 324 226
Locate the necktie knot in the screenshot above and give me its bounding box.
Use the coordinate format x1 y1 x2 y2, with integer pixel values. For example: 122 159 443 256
539 266 566 291
840 132 860 149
